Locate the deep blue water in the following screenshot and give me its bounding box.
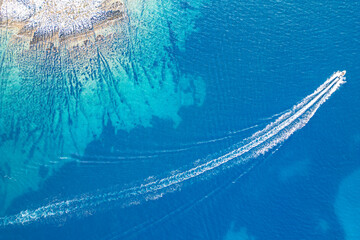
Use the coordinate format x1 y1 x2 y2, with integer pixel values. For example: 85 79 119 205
1 0 360 239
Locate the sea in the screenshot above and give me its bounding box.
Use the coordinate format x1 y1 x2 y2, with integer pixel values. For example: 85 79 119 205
0 0 359 240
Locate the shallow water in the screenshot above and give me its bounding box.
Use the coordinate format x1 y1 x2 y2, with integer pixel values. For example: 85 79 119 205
0 0 359 239
336 169 360 240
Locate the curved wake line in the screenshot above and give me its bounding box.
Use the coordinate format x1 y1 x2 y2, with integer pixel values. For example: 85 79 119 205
0 71 346 227
58 123 261 166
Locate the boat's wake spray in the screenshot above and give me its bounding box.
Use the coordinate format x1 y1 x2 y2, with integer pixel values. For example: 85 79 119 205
0 71 346 227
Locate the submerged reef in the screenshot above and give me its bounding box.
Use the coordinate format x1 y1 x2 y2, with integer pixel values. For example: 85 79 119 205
335 169 360 240
0 0 205 212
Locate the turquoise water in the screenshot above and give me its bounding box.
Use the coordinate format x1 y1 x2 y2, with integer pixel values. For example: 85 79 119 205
0 0 205 210
336 169 360 240
0 0 359 239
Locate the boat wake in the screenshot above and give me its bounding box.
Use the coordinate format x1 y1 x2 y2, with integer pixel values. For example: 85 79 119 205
0 71 346 227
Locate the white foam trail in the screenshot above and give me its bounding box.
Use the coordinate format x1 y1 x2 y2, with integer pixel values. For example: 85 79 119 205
0 72 346 227
57 124 260 165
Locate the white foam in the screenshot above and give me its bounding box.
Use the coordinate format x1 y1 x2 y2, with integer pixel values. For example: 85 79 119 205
0 71 346 227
